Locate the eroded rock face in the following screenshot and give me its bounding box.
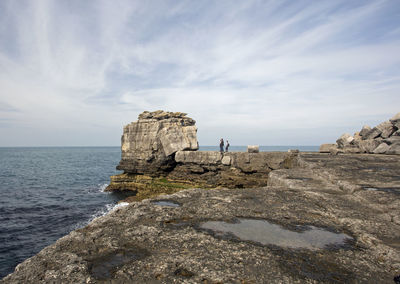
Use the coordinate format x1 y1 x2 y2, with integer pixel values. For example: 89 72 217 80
117 110 198 175
321 112 400 155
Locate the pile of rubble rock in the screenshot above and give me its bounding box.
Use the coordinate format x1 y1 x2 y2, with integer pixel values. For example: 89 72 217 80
320 112 400 155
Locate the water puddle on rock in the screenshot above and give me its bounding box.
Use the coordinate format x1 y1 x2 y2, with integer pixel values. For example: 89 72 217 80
152 200 181 207
89 249 148 279
200 218 352 250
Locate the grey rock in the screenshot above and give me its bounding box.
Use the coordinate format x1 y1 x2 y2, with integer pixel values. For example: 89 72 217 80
387 143 400 155
383 136 400 145
352 131 362 143
336 133 354 148
359 125 371 137
356 139 381 153
362 127 382 140
330 148 343 155
247 145 259 153
392 130 400 136
343 145 361 154
319 144 337 153
117 111 198 175
373 143 390 154
221 155 231 166
376 121 395 139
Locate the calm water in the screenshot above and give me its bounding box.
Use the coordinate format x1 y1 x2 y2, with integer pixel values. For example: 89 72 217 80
0 145 318 279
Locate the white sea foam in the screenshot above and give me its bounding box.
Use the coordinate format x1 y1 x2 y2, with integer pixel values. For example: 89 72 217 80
73 202 129 229
99 183 109 192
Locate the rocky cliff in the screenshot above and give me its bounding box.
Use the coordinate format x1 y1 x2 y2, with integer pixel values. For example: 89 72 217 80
106 111 298 199
320 112 400 155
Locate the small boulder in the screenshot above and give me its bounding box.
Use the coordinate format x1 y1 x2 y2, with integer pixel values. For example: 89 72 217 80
221 155 232 166
247 145 259 153
336 133 354 148
373 143 390 154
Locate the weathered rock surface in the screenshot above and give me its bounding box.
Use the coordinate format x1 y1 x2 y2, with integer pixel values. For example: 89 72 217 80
321 112 400 155
3 153 400 283
359 125 371 137
170 151 298 188
336 133 354 148
116 110 198 175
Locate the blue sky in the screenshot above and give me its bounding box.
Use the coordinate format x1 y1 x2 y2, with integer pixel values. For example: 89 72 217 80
0 0 399 146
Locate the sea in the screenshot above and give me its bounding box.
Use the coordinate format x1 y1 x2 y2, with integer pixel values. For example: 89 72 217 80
0 145 318 278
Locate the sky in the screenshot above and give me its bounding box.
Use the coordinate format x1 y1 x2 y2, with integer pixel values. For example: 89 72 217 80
0 0 399 146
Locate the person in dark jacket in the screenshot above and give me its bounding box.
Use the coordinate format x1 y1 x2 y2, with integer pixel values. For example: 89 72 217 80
220 138 224 153
225 140 230 152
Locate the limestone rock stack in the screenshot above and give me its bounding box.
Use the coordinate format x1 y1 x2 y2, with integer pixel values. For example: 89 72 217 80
320 112 400 155
117 110 199 175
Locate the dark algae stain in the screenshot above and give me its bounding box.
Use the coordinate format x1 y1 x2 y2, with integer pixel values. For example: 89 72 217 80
88 248 149 280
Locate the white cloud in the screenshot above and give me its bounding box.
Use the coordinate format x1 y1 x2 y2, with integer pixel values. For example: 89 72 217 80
0 0 399 146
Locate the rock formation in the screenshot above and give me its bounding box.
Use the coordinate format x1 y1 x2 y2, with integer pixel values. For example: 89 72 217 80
117 110 198 175
106 110 299 196
320 112 400 155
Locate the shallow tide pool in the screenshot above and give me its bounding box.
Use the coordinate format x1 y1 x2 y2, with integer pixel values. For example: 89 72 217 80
200 218 352 250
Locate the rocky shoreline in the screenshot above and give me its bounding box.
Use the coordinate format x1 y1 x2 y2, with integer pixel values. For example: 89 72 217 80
2 152 399 283
2 111 400 283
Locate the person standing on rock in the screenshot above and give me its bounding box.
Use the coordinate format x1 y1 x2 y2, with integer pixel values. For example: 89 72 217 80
225 140 230 152
220 138 224 153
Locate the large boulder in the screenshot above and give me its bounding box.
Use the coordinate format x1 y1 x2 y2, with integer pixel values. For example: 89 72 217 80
336 133 354 148
373 143 390 154
359 125 371 137
387 143 400 155
117 111 198 175
356 139 381 153
362 127 382 140
383 136 400 145
376 121 395 139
